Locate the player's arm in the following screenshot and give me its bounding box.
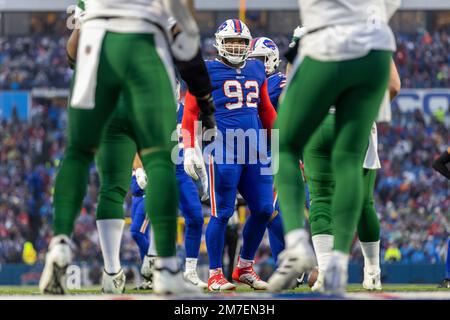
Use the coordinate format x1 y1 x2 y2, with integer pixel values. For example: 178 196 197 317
285 26 307 75
388 59 401 101
432 147 450 180
285 41 299 76
182 91 207 181
67 1 85 69
167 19 216 134
67 29 79 69
258 80 277 131
182 91 200 149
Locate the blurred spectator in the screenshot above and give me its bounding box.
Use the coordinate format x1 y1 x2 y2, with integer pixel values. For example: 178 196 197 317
22 241 37 265
385 243 402 262
0 26 449 89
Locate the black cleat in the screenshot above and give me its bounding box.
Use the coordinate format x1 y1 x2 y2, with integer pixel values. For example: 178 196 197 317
437 278 450 288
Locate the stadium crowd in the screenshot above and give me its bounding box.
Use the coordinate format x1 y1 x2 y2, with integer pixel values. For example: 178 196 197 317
0 27 449 90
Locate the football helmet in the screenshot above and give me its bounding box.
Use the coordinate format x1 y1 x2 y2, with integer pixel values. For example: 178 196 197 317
214 19 252 65
249 37 280 75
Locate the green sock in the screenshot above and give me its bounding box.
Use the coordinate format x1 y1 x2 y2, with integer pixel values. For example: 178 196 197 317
357 169 380 242
53 146 93 235
95 114 136 220
276 151 306 232
141 150 178 257
331 150 364 252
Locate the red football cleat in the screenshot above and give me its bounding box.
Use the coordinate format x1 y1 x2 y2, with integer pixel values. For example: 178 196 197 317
232 265 268 290
207 273 236 292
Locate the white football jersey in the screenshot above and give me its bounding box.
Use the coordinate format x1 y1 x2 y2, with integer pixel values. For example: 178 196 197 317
298 0 400 61
299 0 400 30
82 0 170 33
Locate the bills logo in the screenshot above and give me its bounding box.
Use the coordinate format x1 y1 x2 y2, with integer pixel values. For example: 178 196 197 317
217 22 227 32
263 39 276 50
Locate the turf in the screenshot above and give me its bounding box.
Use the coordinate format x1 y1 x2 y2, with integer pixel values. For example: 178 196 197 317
0 284 448 296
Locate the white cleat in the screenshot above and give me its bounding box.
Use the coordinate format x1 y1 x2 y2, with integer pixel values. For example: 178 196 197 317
141 255 156 282
153 267 202 294
323 251 348 295
362 268 382 291
267 240 316 292
102 269 126 294
311 271 325 292
184 270 208 289
39 235 72 295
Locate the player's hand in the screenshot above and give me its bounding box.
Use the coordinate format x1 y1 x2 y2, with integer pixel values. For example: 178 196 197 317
289 26 307 48
194 144 209 201
171 27 200 62
135 167 148 190
184 147 205 181
196 95 217 143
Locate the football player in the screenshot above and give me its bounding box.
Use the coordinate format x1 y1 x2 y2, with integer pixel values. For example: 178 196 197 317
249 37 286 263
283 25 402 292
268 0 400 294
129 155 152 289
39 0 215 295
249 37 313 266
433 147 450 288
303 60 401 292
182 19 277 291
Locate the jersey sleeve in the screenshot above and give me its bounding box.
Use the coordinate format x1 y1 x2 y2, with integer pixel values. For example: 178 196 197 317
181 91 200 149
77 0 85 10
258 79 277 130
75 0 85 20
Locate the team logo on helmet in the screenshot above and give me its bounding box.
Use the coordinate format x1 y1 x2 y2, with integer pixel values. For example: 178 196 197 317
263 39 276 50
217 22 227 33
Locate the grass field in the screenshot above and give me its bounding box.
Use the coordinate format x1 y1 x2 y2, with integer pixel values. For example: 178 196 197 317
0 284 448 298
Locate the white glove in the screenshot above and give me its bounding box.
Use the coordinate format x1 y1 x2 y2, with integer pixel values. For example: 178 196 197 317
194 144 209 201
293 26 307 39
183 147 205 181
135 167 148 190
289 26 308 47
171 30 200 62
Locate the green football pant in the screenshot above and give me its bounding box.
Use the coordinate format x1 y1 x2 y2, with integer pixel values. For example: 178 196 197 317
275 50 390 253
304 114 380 242
53 32 178 256
95 104 137 221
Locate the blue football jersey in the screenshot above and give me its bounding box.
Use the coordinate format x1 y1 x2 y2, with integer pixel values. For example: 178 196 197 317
205 59 267 132
176 102 184 125
267 72 286 111
176 102 185 164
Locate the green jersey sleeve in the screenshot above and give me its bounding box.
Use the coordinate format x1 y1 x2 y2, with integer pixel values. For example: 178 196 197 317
77 0 85 11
